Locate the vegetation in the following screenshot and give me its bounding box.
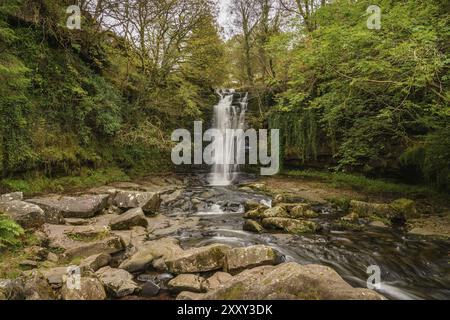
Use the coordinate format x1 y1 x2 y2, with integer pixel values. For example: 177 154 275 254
0 214 24 249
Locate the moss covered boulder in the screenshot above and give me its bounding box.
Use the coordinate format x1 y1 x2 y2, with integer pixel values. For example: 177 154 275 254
262 217 319 234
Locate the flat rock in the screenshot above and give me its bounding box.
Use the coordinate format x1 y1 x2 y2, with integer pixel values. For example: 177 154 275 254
168 274 205 293
224 245 279 273
61 277 107 300
204 262 385 300
96 266 139 298
165 244 231 274
0 200 46 228
27 194 109 219
109 207 148 230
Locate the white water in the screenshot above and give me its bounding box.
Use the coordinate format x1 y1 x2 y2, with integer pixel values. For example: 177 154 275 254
208 90 248 186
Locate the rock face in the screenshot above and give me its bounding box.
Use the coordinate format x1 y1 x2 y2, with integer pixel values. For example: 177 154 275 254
262 217 319 234
61 277 107 300
165 244 231 274
0 200 45 228
167 274 205 293
119 237 183 273
202 272 233 291
112 190 161 214
109 208 148 230
28 194 109 219
224 245 279 273
96 266 139 297
204 262 384 300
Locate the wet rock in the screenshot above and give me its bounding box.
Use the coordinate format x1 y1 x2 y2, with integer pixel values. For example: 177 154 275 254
202 272 233 291
61 277 107 300
0 279 24 300
96 266 139 298
289 204 318 218
112 190 161 214
262 217 319 234
243 220 264 233
0 200 46 228
109 208 148 230
80 253 111 272
119 237 183 273
165 244 231 274
204 262 384 300
168 274 205 293
28 194 109 219
0 192 23 202
224 245 279 273
176 291 205 300
140 280 160 297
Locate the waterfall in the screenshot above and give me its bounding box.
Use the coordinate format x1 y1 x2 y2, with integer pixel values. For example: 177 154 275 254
208 89 248 186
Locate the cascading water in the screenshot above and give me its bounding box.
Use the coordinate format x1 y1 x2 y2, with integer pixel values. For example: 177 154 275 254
208 89 248 186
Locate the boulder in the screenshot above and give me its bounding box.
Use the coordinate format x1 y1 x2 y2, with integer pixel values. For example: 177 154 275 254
61 277 107 300
23 270 56 300
109 208 148 230
176 291 205 300
349 200 391 219
243 220 264 233
19 260 38 270
289 204 318 218
0 279 24 300
243 206 267 219
80 253 111 272
64 235 124 259
168 274 205 293
96 266 139 298
341 212 359 222
119 237 183 273
262 217 319 234
0 192 23 202
202 272 233 291
204 262 384 300
165 244 231 274
42 266 69 287
0 200 45 228
27 194 109 219
243 199 260 212
140 280 160 297
390 198 418 219
224 245 279 273
272 194 285 205
112 190 161 214
46 252 59 263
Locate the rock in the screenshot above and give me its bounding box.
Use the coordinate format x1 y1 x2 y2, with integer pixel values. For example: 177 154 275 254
369 220 388 228
168 274 205 293
204 262 384 300
272 194 285 205
243 220 264 233
349 200 392 219
176 291 205 300
140 280 160 297
24 246 48 261
243 206 267 219
0 192 23 202
96 266 139 298
61 277 106 300
102 205 123 215
202 272 233 291
0 200 45 228
19 260 38 270
47 252 59 263
261 206 289 218
243 199 260 211
341 212 359 222
390 198 418 219
224 245 279 273
23 271 56 300
43 266 69 287
119 237 183 273
262 217 319 234
289 204 318 218
80 253 111 272
0 279 24 300
165 244 231 274
112 190 161 214
109 208 148 230
111 226 148 249
27 194 109 219
65 218 91 226
64 235 124 259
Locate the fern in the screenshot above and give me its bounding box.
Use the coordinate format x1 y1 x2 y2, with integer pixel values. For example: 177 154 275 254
0 214 24 249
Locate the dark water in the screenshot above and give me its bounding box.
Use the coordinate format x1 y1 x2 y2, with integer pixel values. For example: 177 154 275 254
161 174 450 300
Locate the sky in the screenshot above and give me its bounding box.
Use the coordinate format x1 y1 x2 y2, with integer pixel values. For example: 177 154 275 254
217 0 233 36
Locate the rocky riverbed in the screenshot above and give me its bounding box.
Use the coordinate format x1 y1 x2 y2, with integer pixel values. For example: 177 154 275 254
0 173 448 300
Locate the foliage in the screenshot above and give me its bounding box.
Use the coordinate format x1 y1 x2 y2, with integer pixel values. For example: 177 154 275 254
0 215 24 249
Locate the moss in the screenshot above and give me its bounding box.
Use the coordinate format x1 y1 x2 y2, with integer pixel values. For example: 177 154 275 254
220 283 244 300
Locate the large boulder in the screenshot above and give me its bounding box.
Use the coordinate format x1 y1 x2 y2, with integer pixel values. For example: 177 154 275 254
262 217 319 234
28 194 109 219
165 244 231 274
0 200 45 228
109 208 148 230
167 274 205 293
112 190 161 214
204 262 384 300
61 277 107 300
80 253 111 272
96 266 139 298
224 245 279 273
119 237 183 273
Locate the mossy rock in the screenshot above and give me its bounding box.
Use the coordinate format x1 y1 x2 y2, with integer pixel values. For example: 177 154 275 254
390 198 418 219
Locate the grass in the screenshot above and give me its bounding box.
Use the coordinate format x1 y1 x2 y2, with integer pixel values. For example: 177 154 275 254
0 167 130 196
282 169 438 197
